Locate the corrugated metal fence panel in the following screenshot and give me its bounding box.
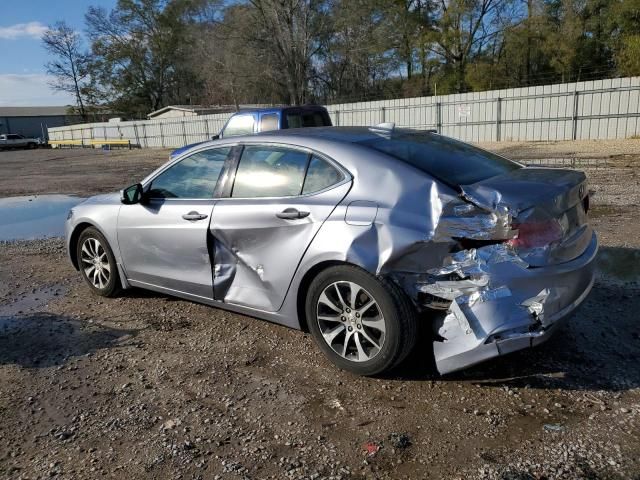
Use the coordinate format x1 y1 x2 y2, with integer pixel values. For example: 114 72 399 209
48 76 640 146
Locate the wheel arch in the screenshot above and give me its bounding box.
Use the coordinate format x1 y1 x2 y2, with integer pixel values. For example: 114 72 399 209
295 259 360 333
69 221 111 270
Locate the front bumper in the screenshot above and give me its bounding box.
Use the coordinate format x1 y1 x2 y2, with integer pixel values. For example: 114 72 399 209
433 232 598 374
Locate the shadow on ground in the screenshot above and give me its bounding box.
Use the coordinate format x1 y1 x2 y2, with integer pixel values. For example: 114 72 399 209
393 246 640 393
0 312 138 368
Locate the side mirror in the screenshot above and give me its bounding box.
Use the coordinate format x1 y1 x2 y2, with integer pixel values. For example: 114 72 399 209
211 134 220 140
120 183 143 204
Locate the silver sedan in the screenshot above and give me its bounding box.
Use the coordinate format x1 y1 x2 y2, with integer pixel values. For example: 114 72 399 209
65 126 597 375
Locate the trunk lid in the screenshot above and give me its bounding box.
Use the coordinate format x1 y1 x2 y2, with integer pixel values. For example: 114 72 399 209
461 167 591 266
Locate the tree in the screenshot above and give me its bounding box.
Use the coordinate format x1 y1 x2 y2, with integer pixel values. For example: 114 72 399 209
427 0 516 93
42 22 91 120
248 0 330 105
85 0 199 117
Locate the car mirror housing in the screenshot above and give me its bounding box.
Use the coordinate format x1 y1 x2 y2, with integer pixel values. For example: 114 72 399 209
120 183 143 204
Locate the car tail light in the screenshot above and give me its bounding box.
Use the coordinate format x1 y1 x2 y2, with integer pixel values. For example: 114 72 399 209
507 220 563 249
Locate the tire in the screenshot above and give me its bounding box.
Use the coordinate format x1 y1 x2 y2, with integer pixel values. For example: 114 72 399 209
305 265 417 376
76 227 121 297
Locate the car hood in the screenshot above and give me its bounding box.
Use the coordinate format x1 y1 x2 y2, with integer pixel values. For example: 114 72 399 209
78 192 121 206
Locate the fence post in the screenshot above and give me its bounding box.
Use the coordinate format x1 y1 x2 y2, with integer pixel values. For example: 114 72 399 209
380 106 386 123
133 123 140 147
436 102 442 134
572 91 579 140
142 123 148 148
496 97 502 142
103 126 107 141
335 110 340 126
181 121 187 146
205 119 210 139
159 122 165 148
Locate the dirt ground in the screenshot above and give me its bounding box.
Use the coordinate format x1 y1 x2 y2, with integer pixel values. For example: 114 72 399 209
0 142 638 479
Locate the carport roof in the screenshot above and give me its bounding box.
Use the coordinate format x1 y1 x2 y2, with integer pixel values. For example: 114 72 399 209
0 106 76 117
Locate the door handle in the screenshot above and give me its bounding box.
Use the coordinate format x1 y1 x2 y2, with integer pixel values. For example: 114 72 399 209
276 208 310 220
182 211 208 221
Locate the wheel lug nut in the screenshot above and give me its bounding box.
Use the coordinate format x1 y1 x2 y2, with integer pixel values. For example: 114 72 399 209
348 326 353 332
346 308 351 313
341 316 346 321
355 312 360 317
356 324 361 329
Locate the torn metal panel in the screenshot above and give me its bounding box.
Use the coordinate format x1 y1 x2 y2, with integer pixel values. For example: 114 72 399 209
434 198 516 241
432 232 597 374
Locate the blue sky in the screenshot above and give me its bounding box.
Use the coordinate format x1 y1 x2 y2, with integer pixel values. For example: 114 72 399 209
0 0 117 106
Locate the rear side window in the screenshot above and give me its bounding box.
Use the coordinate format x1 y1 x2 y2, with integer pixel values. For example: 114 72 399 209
361 132 520 186
224 115 255 137
232 146 309 198
286 112 331 129
259 114 279 132
148 147 231 199
302 156 343 194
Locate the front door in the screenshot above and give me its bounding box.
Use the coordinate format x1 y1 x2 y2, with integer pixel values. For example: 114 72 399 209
117 146 231 300
211 144 351 311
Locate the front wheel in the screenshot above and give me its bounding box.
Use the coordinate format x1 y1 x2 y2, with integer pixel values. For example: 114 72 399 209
305 265 417 376
76 227 121 297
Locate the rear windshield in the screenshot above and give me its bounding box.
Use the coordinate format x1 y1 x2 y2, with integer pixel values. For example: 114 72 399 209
360 132 520 186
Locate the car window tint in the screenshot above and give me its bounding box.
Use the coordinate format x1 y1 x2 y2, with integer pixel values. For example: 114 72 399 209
302 156 343 194
148 147 231 199
360 132 520 186
286 112 330 129
260 114 279 132
224 115 255 136
232 146 308 198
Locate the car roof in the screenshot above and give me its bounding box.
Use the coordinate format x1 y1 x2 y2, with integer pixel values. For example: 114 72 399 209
173 127 441 164
221 126 423 144
234 105 328 115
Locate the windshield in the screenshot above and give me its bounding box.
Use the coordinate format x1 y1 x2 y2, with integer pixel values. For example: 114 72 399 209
360 132 520 186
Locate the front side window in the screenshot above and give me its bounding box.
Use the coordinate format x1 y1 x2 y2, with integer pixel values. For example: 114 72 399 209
224 115 255 137
232 146 309 198
148 147 231 199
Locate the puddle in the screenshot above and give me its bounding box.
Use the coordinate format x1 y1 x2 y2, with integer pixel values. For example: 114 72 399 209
0 284 66 328
596 248 640 283
0 195 85 241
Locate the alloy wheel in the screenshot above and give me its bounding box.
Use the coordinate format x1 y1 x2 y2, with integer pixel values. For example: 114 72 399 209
316 281 386 362
80 237 111 289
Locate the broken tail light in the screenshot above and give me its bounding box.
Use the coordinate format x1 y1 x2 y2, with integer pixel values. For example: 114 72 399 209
507 220 564 249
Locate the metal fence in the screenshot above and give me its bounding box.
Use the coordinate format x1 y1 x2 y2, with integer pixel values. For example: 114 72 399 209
48 76 640 148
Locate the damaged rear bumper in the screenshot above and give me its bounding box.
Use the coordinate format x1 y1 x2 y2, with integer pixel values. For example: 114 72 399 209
432 232 598 375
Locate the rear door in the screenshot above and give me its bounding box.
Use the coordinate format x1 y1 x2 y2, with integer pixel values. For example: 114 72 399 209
210 144 351 311
117 146 231 299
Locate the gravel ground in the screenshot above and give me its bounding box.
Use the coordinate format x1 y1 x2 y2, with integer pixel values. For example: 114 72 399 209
0 143 638 479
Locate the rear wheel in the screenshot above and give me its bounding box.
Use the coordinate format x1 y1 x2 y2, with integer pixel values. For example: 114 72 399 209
76 227 121 297
305 265 417 376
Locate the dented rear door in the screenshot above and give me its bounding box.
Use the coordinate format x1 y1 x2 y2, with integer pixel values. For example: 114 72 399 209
210 144 351 312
